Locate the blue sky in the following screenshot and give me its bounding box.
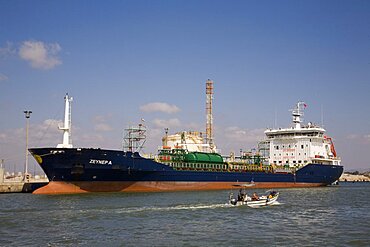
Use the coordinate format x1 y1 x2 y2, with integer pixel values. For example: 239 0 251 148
0 0 369 173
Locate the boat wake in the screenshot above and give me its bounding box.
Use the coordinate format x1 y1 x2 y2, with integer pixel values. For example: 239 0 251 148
271 201 282 205
77 201 282 215
117 203 231 214
118 201 282 213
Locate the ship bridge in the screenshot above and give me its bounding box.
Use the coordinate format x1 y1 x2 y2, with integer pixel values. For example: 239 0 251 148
261 102 340 168
265 124 326 139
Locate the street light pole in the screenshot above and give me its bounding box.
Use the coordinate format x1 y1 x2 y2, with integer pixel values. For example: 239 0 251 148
24 110 32 181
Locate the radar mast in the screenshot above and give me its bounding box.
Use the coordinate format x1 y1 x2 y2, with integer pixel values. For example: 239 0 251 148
57 93 73 148
291 101 306 129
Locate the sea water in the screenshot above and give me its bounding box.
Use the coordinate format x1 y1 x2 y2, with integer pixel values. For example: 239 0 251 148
0 183 369 246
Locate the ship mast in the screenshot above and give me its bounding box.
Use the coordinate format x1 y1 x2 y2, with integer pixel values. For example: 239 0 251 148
123 121 146 152
57 93 73 148
291 101 306 129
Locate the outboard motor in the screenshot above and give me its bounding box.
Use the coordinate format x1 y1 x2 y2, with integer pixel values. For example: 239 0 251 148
230 198 237 205
229 193 237 205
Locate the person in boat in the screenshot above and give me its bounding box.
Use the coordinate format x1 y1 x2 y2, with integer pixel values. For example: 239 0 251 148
229 192 234 202
269 191 277 198
238 189 247 201
237 189 243 201
252 192 259 201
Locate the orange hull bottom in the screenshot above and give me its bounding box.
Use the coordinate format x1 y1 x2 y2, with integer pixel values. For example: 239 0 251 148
32 181 326 195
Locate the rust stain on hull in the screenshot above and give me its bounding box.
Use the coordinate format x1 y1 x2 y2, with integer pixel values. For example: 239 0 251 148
33 181 325 195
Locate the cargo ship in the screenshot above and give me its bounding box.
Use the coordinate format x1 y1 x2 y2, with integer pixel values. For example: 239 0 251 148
30 81 343 194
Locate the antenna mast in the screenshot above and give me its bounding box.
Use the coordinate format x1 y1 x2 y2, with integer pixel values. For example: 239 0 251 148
57 93 73 148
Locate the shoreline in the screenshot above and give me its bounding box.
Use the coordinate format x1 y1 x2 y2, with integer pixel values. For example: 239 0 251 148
339 173 370 182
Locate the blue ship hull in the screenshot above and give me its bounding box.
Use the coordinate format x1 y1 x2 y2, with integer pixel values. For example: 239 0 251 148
29 148 344 194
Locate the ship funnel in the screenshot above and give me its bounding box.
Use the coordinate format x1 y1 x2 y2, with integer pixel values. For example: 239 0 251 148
57 93 73 148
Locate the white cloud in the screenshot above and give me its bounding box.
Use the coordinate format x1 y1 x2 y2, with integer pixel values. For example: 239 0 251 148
94 123 113 132
183 122 202 130
140 102 180 114
347 134 359 140
75 133 105 147
152 118 181 128
224 126 264 142
0 119 63 172
19 40 62 70
93 115 113 132
0 133 7 141
0 73 8 81
0 119 63 147
0 41 16 58
345 134 370 145
93 115 106 123
0 118 116 173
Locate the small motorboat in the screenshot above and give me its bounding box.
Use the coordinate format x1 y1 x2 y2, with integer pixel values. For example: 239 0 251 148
229 189 279 207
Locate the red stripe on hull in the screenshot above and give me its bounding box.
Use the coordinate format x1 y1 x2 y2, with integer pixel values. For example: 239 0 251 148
32 181 326 195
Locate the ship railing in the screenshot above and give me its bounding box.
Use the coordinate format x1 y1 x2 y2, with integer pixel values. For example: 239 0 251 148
272 166 295 174
159 160 277 173
310 157 340 166
226 163 274 173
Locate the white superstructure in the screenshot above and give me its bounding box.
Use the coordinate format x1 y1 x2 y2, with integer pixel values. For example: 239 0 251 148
57 93 73 148
263 102 341 168
161 131 215 153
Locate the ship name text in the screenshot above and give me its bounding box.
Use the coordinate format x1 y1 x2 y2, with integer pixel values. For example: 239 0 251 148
89 159 112 165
